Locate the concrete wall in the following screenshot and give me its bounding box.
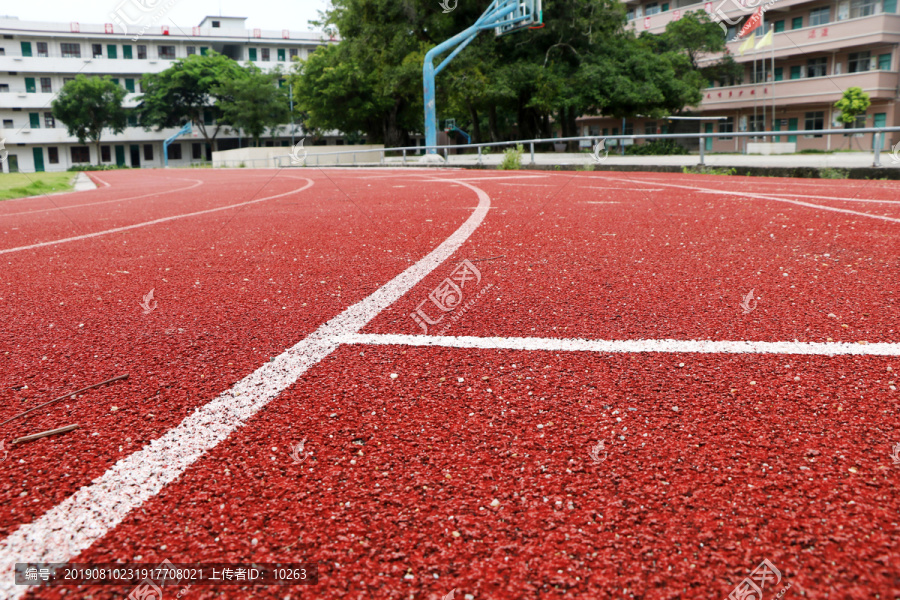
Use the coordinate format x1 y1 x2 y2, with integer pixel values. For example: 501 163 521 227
213 145 385 168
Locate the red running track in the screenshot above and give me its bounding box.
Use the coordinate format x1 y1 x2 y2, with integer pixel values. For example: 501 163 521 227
0 168 897 599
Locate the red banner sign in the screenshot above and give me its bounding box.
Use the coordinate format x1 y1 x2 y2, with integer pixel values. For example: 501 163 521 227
738 7 762 38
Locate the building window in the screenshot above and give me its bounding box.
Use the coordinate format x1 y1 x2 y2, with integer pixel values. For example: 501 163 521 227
25 77 36 93
289 48 298 59
807 57 827 77
748 114 765 133
278 48 286 61
101 146 111 162
71 146 90 163
2 119 13 128
809 7 830 25
644 121 657 136
261 48 271 61
212 20 221 27
144 144 154 160
61 43 81 58
36 42 48 57
44 112 54 128
20 41 32 57
878 53 892 70
48 147 59 164
626 8 635 20
92 44 103 58
187 46 196 55
167 143 182 160
850 0 877 17
40 77 52 93
719 117 734 140
29 113 40 128
200 47 209 55
848 51 871 73
645 2 661 15
158 45 176 59
123 44 133 59
773 20 785 32
804 111 824 136
752 63 769 83
107 44 118 59
790 65 802 79
885 0 898 12
192 142 202 159
248 48 258 61
774 67 783 81
0 48 4 56
137 45 147 59
127 112 138 127
63 77 75 85
0 84 8 93
124 78 136 93
791 16 803 28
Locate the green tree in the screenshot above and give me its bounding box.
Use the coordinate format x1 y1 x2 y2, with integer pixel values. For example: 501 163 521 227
137 52 246 151
51 75 127 165
215 65 290 146
834 87 871 149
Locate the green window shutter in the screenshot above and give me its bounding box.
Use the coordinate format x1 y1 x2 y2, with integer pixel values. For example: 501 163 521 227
248 48 257 61
203 110 213 126
278 48 286 61
107 44 118 59
790 65 802 79
774 20 785 32
884 0 897 12
791 16 803 29
21 41 32 57
128 113 138 127
200 47 209 56
29 112 40 128
123 45 133 59
602 128 608 136
125 78 136 93
111 78 120 86
878 53 891 70
661 2 669 10
25 77 36 93
774 67 783 81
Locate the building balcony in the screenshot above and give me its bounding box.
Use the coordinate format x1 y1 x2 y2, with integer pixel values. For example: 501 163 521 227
699 69 899 110
724 13 900 60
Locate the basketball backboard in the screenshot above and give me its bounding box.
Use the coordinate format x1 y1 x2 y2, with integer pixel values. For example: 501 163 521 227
495 0 542 36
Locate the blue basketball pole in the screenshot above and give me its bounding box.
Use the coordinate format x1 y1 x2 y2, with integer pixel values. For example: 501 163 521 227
423 0 530 155
163 121 193 168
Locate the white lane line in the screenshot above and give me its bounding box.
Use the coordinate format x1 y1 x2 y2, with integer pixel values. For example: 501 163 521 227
0 178 205 218
579 186 664 191
336 333 900 356
584 201 622 204
438 175 549 182
0 178 492 598
0 179 314 255
497 182 559 187
698 190 900 204
604 177 900 224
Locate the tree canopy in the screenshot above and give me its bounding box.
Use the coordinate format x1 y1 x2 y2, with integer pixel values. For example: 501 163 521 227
290 0 730 145
137 52 246 150
214 65 291 146
51 75 128 164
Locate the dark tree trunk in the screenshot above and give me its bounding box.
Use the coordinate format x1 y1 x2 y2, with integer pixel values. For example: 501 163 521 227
468 105 481 145
488 105 500 142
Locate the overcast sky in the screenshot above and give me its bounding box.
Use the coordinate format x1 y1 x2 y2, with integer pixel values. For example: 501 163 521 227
3 0 331 32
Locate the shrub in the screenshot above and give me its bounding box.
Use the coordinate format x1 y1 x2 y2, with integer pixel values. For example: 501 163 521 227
819 167 849 179
626 139 689 156
499 144 524 170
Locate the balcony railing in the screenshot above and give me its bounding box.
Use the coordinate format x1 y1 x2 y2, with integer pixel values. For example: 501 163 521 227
701 69 899 108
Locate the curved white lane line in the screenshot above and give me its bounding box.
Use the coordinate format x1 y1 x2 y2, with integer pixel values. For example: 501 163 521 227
0 179 315 255
605 176 900 223
0 178 206 218
337 333 900 356
0 178 492 597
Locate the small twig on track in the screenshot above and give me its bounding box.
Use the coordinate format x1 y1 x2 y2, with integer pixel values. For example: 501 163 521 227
471 255 505 262
12 424 79 445
0 374 129 428
6 384 26 391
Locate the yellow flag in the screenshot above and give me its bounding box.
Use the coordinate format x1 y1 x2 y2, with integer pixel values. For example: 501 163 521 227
755 30 773 49
739 33 756 56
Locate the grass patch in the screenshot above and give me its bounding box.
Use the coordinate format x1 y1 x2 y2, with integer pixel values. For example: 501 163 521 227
682 165 737 176
0 172 74 201
818 167 850 179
